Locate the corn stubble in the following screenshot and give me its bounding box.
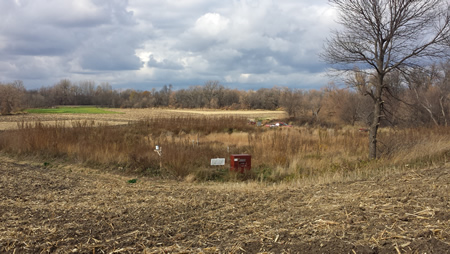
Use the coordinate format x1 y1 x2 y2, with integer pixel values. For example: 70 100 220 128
1 115 450 182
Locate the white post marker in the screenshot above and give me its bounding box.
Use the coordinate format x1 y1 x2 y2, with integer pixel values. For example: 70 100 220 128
155 145 162 169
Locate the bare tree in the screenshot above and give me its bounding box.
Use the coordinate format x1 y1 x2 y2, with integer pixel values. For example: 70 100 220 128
405 62 450 126
0 81 25 115
301 90 324 123
52 79 73 105
322 0 450 159
280 87 303 118
324 85 372 126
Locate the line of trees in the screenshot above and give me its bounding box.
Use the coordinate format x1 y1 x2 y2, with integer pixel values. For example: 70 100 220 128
1 60 449 128
326 62 450 128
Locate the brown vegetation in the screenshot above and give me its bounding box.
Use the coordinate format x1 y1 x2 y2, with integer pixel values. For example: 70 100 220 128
1 111 450 182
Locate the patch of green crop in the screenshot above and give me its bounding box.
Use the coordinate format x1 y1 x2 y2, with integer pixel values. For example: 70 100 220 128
25 107 121 114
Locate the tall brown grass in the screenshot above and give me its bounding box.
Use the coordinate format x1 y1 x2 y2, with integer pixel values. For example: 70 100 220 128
1 116 450 182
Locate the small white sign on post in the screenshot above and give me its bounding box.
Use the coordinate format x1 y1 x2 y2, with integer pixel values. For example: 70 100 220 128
210 158 225 166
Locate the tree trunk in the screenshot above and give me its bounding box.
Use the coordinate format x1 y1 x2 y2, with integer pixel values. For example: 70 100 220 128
369 83 383 160
439 96 447 127
413 88 440 126
369 104 380 159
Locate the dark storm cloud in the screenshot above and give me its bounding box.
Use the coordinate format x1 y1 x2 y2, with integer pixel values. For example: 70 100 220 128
80 47 143 71
78 26 145 71
0 0 144 76
4 27 77 56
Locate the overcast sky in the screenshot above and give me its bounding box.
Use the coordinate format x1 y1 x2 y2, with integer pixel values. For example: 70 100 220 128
0 0 337 90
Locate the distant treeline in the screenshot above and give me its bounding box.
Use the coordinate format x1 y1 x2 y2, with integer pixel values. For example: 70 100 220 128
1 61 449 127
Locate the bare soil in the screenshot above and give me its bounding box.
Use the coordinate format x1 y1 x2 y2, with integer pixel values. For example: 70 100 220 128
0 155 448 253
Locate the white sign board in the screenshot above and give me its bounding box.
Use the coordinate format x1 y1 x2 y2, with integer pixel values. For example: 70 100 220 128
210 158 225 166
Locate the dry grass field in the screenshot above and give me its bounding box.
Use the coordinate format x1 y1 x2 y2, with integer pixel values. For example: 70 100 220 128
0 108 286 131
0 109 449 253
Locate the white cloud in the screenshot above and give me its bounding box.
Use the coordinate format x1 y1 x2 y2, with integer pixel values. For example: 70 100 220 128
193 13 229 37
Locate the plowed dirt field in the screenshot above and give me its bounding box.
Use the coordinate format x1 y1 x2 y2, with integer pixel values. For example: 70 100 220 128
1 155 449 253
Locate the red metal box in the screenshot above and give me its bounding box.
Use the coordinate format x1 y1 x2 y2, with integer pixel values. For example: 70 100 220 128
230 154 251 173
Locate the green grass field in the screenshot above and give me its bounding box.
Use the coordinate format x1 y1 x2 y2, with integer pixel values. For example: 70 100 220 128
25 107 121 114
